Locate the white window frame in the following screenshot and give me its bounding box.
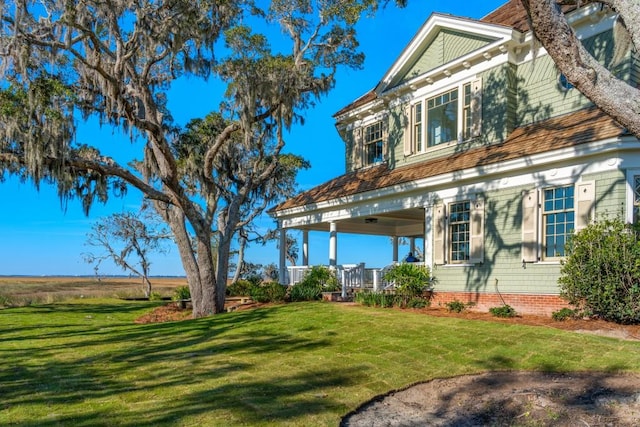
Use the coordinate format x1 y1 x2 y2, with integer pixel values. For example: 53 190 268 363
625 169 640 224
410 80 477 154
433 196 484 266
522 181 594 264
363 121 384 166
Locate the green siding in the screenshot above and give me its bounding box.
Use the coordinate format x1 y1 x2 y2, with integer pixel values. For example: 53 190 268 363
431 170 627 295
397 30 495 86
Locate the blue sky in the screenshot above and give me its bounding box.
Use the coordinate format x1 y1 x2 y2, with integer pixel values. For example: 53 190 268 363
0 1 505 276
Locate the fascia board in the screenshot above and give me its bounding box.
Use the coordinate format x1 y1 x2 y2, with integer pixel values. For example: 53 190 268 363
376 14 516 93
272 137 636 220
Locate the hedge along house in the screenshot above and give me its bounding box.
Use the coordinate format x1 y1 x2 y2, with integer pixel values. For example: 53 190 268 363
270 0 640 315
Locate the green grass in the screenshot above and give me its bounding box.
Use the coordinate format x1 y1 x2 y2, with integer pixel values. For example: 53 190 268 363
2 300 639 426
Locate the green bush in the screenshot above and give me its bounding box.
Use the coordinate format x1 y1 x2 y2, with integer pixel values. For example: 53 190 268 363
559 216 640 324
172 286 191 301
149 291 163 301
406 297 429 309
354 291 398 308
383 263 431 306
250 282 286 303
227 280 255 296
552 307 581 321
489 304 516 318
446 300 466 313
290 266 339 302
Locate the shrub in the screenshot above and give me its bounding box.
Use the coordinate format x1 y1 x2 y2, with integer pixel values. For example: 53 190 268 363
489 304 516 318
406 297 429 309
290 266 339 302
552 307 581 321
354 291 397 307
383 263 431 306
227 280 255 296
149 292 163 301
559 216 640 324
446 300 466 313
172 286 191 301
250 282 286 303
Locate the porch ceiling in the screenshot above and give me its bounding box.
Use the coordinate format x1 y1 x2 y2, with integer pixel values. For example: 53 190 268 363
294 207 425 237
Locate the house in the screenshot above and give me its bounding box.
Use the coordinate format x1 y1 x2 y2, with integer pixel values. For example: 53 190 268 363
269 0 640 315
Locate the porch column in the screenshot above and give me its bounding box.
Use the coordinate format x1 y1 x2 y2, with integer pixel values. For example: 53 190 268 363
278 224 287 285
302 230 309 266
424 206 433 270
392 236 399 263
329 221 337 267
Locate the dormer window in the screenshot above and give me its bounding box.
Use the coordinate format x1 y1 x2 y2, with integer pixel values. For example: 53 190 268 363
364 121 384 165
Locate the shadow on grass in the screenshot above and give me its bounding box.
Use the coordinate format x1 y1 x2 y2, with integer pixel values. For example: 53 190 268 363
1 304 352 425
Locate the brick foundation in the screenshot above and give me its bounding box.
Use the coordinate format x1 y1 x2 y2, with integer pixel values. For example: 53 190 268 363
428 291 570 316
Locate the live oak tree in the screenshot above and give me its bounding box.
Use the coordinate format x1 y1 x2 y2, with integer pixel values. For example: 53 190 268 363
83 209 170 298
0 0 405 317
520 0 640 137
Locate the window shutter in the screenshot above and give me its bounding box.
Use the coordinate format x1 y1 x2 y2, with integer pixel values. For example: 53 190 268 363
403 104 413 156
353 128 363 169
471 77 482 138
521 189 539 263
433 203 446 265
575 181 595 231
469 198 484 264
382 118 389 162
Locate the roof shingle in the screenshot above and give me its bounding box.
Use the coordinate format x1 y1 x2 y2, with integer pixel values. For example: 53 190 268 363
273 107 625 212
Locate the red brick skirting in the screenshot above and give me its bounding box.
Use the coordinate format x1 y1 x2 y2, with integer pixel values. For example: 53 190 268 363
429 291 570 316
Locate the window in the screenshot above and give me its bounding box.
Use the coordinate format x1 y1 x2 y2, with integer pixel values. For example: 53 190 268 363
462 82 473 140
406 79 481 154
633 175 640 223
542 186 575 258
433 198 484 265
364 121 384 165
413 103 423 152
449 201 471 262
427 88 458 147
522 182 594 263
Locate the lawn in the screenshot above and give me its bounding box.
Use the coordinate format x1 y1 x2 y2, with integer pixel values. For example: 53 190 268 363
1 300 639 426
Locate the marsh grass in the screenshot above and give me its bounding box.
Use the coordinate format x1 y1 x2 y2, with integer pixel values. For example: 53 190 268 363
0 276 186 307
1 300 639 426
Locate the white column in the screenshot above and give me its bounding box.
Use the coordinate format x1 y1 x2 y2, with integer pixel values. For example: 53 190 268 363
329 221 337 267
392 236 399 263
278 225 287 285
302 230 309 266
424 206 434 271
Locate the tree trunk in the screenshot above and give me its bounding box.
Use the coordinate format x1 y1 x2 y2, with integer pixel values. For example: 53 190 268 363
215 234 232 313
159 205 219 317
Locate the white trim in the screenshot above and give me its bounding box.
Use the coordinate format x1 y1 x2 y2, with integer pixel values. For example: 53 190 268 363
625 169 640 223
274 137 640 223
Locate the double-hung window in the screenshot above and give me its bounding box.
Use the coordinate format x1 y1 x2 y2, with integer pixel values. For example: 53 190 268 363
449 201 471 262
522 182 594 262
433 198 484 265
364 121 384 165
542 186 575 258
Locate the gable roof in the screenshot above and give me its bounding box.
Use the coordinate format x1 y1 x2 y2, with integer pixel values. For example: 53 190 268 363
273 107 625 213
334 0 525 118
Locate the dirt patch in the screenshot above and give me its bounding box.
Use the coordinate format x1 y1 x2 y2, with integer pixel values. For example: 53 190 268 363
134 300 266 323
342 371 640 426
